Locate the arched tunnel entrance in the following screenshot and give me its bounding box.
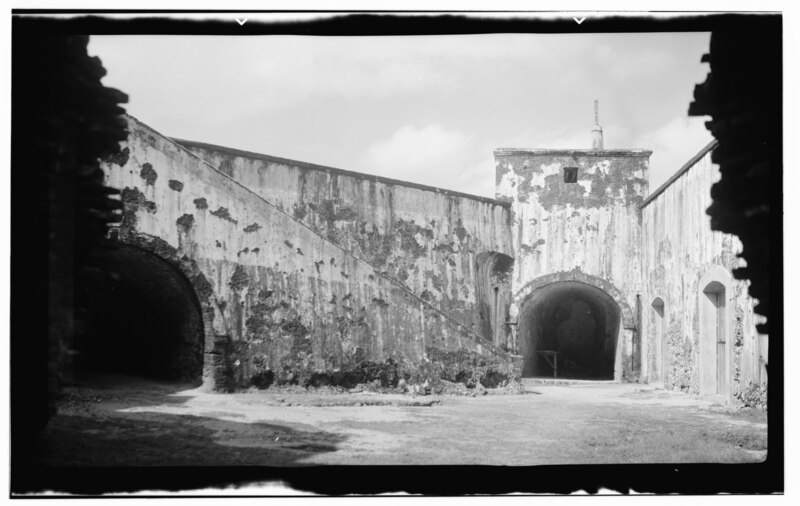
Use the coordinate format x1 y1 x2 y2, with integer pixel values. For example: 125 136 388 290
518 281 621 380
73 244 205 384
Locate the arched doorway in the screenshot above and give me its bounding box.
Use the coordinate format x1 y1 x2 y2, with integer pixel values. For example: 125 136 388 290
517 281 624 380
699 265 733 398
475 252 514 349
73 244 205 383
650 297 666 384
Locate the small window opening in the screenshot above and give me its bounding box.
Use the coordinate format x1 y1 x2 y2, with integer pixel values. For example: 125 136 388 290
563 167 578 183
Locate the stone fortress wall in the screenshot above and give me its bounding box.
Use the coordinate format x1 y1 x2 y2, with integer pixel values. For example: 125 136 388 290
641 141 766 401
98 114 767 404
101 116 515 391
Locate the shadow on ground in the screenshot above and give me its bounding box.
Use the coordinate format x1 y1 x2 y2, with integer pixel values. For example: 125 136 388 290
12 376 773 494
36 412 346 467
12 373 348 494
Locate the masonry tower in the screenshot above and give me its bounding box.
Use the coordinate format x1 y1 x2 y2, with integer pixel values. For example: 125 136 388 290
494 104 651 381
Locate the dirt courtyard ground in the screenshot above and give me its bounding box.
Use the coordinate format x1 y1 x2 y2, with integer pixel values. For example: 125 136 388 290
35 373 767 468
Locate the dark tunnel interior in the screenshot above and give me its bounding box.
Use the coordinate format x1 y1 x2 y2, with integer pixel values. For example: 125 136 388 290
72 244 204 383
519 282 620 380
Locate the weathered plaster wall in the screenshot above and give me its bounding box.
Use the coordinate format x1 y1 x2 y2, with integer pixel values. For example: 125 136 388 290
102 116 515 390
178 140 513 346
494 149 650 379
641 142 766 404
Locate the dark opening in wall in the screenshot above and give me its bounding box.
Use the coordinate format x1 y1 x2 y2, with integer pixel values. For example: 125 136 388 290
475 252 514 348
519 281 620 380
73 244 205 384
563 167 578 183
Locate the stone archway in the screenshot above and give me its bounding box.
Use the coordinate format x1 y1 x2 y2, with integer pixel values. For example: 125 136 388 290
514 270 635 381
75 232 230 390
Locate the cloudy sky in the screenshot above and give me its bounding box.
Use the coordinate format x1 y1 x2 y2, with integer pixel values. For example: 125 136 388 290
88 30 714 197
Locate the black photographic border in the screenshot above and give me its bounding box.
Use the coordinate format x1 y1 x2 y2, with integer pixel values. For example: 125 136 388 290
9 10 784 496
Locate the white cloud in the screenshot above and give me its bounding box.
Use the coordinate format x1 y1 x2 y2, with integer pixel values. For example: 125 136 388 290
248 41 456 105
633 116 715 188
358 123 568 198
531 127 598 151
88 33 583 119
357 123 482 192
89 35 458 124
458 157 496 197
86 33 715 201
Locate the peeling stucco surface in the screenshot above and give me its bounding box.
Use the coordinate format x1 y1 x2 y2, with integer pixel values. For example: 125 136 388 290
495 149 650 376
101 118 764 398
180 141 514 341
641 148 765 404
102 116 516 390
